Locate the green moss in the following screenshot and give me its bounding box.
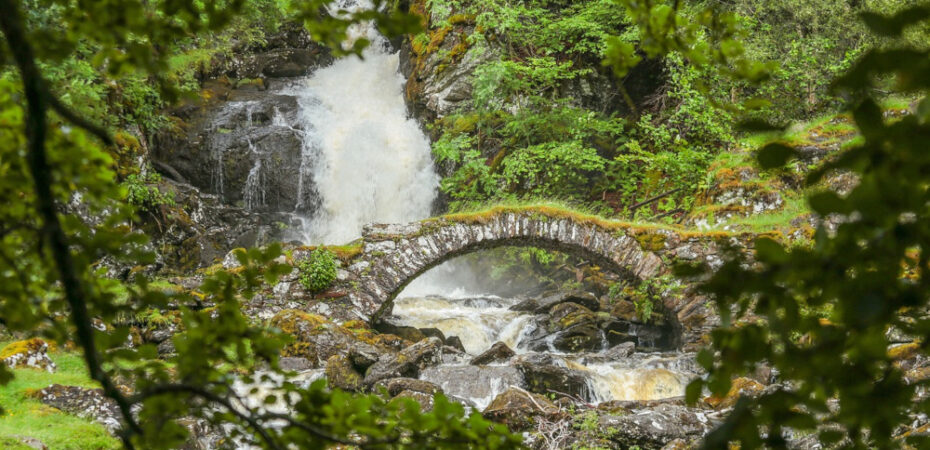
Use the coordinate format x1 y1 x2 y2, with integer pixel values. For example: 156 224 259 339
633 231 667 252
0 343 120 449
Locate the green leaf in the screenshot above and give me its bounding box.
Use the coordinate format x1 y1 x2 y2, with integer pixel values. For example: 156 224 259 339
808 191 850 215
756 143 797 169
754 237 788 263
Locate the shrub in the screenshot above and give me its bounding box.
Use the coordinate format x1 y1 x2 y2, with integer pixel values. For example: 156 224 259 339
123 171 175 212
297 249 338 294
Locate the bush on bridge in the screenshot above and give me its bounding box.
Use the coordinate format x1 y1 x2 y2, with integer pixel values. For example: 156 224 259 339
298 248 338 294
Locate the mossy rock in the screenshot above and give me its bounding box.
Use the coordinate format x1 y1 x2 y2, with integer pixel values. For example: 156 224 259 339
325 354 363 392
548 302 596 332
270 309 360 366
0 338 57 373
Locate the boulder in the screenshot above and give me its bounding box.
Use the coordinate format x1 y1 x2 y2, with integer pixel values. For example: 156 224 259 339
602 342 636 360
509 298 540 312
536 292 601 313
0 339 56 373
363 337 443 386
373 321 427 343
445 336 467 353
552 324 603 353
390 390 435 412
37 384 121 434
514 354 592 401
420 365 525 411
272 310 386 368
375 378 442 397
599 404 718 449
483 387 564 431
470 342 515 366
549 302 596 329
325 355 364 392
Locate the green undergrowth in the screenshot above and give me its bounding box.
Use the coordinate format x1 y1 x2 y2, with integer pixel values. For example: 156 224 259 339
0 343 119 449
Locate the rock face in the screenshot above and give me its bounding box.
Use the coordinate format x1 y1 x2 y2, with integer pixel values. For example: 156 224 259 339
154 87 310 214
151 22 332 222
37 384 121 433
0 339 56 373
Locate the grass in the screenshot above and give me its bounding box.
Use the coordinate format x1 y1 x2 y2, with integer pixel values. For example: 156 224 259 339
0 342 119 450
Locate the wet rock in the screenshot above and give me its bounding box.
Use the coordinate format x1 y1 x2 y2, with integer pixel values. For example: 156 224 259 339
363 337 443 386
374 321 427 342
609 300 638 322
602 342 636 360
420 365 525 410
599 404 718 449
325 355 364 391
144 327 174 344
552 323 603 353
483 387 564 431
445 336 466 353
514 354 592 401
375 378 441 397
536 291 601 313
391 390 435 412
420 327 446 342
548 302 597 331
0 339 56 373
470 342 515 366
509 298 540 312
37 384 121 434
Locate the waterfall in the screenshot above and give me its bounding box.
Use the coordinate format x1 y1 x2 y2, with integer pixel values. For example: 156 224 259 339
286 0 440 244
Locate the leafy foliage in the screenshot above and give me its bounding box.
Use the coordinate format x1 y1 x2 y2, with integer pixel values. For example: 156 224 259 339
0 0 518 448
122 171 175 213
617 0 930 447
423 0 733 218
297 248 338 294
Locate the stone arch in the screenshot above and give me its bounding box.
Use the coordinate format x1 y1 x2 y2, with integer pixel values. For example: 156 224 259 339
341 211 667 322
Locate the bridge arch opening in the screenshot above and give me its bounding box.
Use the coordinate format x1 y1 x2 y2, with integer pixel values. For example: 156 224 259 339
374 244 681 356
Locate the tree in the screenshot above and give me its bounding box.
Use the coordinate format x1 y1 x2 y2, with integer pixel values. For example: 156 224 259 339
610 0 930 447
0 0 518 448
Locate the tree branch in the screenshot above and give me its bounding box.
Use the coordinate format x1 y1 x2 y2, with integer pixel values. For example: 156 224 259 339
0 0 140 442
131 383 285 450
47 94 114 146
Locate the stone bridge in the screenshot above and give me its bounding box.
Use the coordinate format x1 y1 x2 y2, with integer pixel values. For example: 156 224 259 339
332 209 668 322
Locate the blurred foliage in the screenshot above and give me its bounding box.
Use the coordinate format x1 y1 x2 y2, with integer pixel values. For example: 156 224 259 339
0 0 519 448
613 0 930 447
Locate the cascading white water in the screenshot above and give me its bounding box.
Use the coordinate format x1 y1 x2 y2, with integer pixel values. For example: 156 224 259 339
286 0 439 244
